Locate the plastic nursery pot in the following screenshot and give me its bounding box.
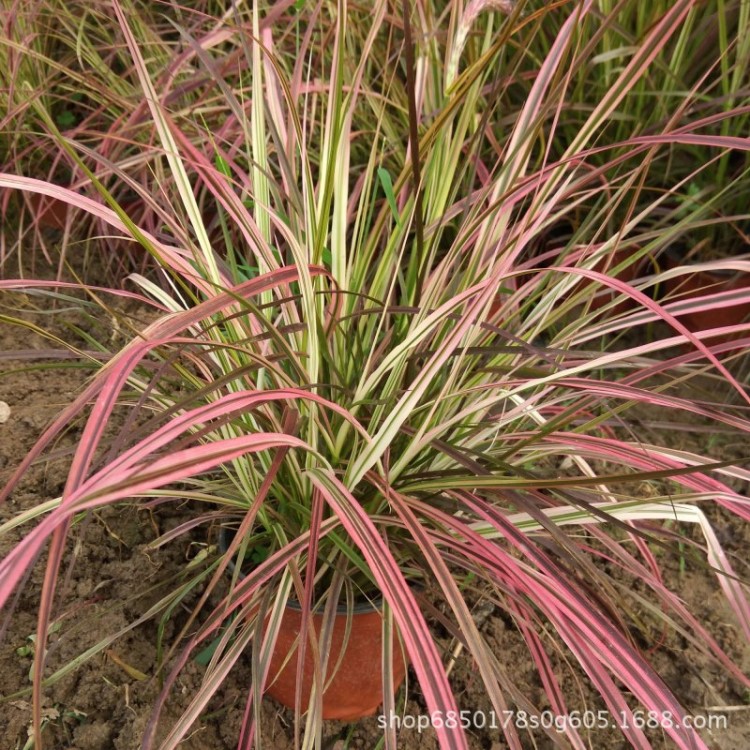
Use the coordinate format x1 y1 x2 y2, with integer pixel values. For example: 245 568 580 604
578 246 650 315
23 192 73 230
23 191 144 231
218 527 408 721
661 249 750 344
487 246 649 323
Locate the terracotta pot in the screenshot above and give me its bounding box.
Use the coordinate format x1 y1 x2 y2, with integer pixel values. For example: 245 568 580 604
661 251 750 344
219 527 407 721
24 192 72 230
579 246 650 314
23 192 142 230
487 246 649 323
265 599 407 720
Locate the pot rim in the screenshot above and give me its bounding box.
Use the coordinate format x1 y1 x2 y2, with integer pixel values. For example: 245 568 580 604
661 246 750 278
217 525 386 615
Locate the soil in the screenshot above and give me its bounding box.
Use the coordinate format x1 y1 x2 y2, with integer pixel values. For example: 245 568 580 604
1 276 750 749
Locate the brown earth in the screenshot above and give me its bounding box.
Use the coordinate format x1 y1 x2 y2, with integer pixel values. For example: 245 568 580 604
1 282 750 750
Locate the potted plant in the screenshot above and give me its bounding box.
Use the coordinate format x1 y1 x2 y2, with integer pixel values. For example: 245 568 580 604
1 1 750 749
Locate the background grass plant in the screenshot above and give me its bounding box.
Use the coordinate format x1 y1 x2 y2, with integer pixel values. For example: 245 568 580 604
1 1 750 749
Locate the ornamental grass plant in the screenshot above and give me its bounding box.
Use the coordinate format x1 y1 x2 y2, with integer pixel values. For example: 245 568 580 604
1 1 750 748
